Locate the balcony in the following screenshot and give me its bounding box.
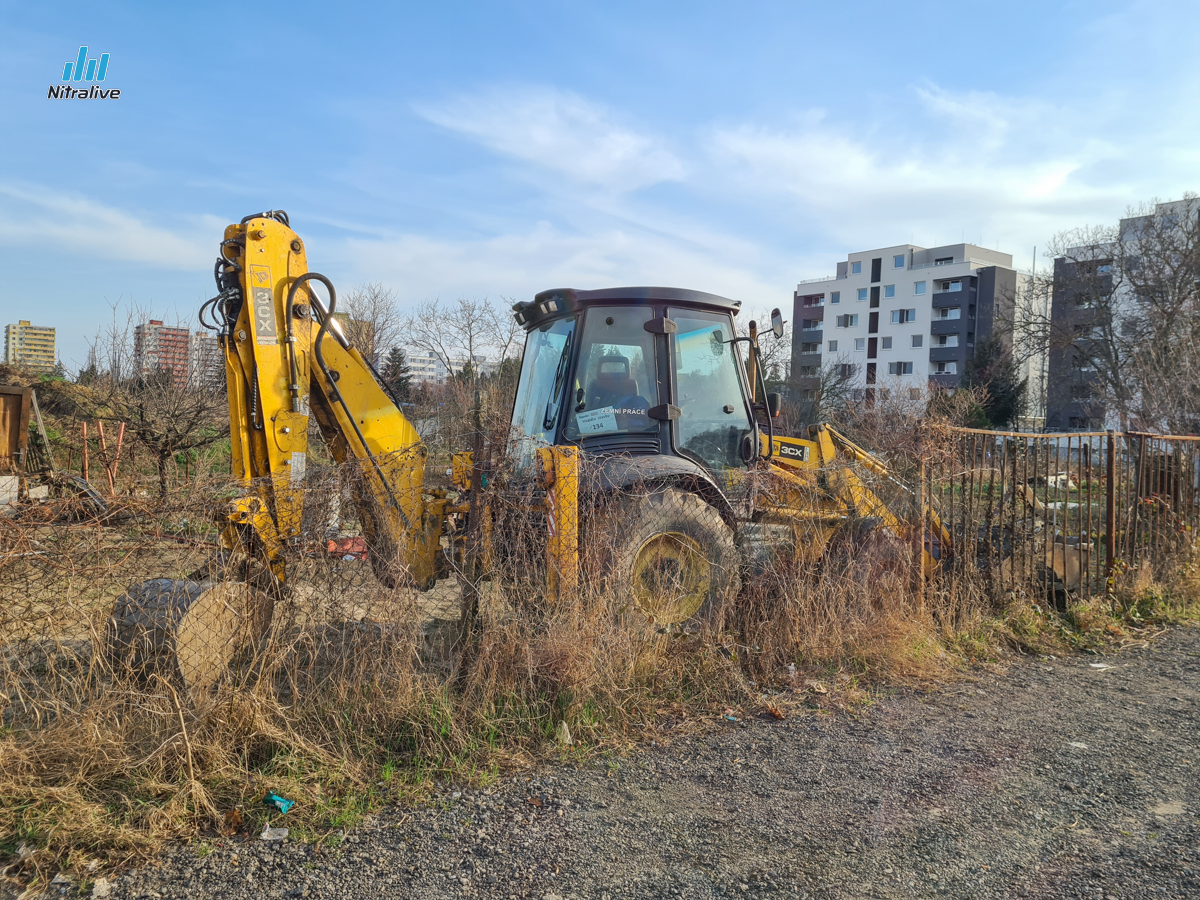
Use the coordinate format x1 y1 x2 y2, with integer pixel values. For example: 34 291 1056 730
798 275 836 285
930 319 965 336
931 293 971 308
928 346 964 363
910 256 1000 271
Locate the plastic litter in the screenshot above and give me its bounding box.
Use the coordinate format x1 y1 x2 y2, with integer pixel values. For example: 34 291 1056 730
260 822 289 841
1089 663 1114 670
263 791 294 815
722 709 739 723
556 721 572 745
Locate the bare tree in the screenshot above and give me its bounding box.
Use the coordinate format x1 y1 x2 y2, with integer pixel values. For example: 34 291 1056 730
486 297 526 365
78 302 228 497
739 307 792 393
403 298 501 383
339 282 404 367
1022 195 1200 432
799 356 859 426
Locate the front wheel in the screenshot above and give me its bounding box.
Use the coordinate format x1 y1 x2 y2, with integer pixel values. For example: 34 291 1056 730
591 488 739 627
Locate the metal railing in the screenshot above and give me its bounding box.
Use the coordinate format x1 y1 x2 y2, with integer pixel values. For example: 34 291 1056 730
921 427 1200 600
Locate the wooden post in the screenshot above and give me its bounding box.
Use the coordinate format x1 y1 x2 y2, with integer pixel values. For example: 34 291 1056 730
112 422 125 491
96 421 115 495
1105 430 1116 592
82 422 90 482
461 389 487 631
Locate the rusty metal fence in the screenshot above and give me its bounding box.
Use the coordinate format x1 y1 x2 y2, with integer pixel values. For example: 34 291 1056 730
922 427 1200 601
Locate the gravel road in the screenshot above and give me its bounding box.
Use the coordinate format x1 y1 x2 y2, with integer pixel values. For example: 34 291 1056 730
97 627 1200 900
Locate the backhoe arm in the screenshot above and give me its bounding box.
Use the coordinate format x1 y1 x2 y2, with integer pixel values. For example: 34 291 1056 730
205 212 443 587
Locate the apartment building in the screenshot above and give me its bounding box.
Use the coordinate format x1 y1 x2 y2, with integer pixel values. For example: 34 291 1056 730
190 330 224 388
1044 198 1199 431
133 319 191 387
3 320 57 371
792 243 1019 405
405 350 499 384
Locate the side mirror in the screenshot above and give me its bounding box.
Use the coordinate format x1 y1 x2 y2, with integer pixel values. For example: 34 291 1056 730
770 308 785 339
766 391 782 419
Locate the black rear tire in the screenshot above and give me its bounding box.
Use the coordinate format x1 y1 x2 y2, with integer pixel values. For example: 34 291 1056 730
590 488 739 627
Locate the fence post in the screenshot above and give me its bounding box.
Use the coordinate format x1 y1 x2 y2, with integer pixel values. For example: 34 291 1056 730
461 388 486 633
1105 430 1116 592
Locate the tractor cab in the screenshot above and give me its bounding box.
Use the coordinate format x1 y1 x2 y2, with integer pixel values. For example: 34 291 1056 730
509 287 773 484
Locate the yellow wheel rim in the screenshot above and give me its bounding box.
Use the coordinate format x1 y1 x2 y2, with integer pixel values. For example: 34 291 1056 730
629 532 710 624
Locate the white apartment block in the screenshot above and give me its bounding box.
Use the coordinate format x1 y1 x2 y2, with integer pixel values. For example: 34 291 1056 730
405 350 499 384
792 243 1022 402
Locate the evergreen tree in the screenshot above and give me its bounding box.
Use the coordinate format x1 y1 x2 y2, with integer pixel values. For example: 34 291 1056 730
380 347 412 401
454 359 477 384
961 337 1026 428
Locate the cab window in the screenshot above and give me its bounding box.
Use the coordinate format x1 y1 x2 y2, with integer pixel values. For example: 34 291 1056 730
563 307 659 440
671 309 753 471
511 316 575 459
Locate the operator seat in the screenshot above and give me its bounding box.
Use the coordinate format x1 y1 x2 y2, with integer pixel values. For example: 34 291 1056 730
588 356 639 410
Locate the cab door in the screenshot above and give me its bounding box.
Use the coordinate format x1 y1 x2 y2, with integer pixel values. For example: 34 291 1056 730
669 308 755 475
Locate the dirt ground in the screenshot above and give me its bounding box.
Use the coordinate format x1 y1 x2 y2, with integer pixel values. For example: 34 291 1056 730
87 627 1200 900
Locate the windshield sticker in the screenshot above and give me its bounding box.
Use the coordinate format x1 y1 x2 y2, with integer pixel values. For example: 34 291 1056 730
575 407 620 435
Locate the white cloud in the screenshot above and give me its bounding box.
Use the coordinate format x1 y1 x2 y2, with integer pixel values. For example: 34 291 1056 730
416 86 685 192
0 183 218 270
704 85 1147 257
343 221 781 315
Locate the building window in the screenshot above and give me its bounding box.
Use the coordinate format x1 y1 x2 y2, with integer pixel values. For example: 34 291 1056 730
934 361 958 375
880 336 892 350
851 261 862 275
894 254 905 268
911 334 923 348
887 361 914 375
908 388 922 400
884 284 895 298
857 288 868 302
914 281 926 295
890 308 916 324
936 280 963 293
803 389 818 400
1070 383 1093 400
827 340 838 352
839 364 856 379
935 307 961 320
801 342 819 352
835 314 859 328
1069 416 1091 429
830 291 840 304
854 338 866 351
934 334 959 348
1097 264 1112 274
935 256 953 265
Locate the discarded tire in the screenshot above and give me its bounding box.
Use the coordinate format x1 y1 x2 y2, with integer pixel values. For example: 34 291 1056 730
104 578 273 698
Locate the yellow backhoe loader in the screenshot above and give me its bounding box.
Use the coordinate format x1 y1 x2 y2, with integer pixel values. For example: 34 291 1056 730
107 211 949 694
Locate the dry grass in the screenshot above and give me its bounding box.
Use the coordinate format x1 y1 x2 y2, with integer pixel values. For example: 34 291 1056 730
1 449 1197 891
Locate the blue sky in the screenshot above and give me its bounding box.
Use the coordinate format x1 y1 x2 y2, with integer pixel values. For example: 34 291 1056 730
2 0 1198 368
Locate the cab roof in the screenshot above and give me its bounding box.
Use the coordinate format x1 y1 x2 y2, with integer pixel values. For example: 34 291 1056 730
513 286 741 331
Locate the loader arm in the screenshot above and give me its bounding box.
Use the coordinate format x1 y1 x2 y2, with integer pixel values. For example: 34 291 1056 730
205 211 444 588
813 424 950 574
